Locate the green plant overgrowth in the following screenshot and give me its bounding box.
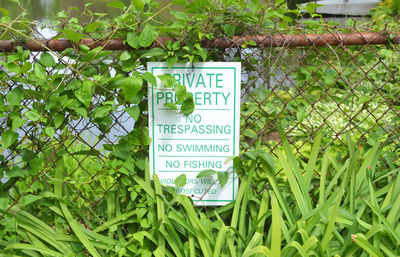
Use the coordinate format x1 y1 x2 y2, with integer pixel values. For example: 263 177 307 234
0 0 399 256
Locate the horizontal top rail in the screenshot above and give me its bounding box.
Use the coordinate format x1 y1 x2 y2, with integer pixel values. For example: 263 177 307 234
0 33 399 52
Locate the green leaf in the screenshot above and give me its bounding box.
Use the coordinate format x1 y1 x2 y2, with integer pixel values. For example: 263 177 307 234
166 56 178 69
54 113 65 128
127 32 139 49
181 93 194 115
174 174 186 187
44 127 55 138
62 31 84 43
75 81 92 108
142 72 157 85
40 52 55 67
217 172 228 188
11 115 26 130
2 129 18 149
0 198 8 211
60 203 101 257
119 51 131 61
21 195 42 207
222 24 236 37
197 169 216 178
92 105 112 119
174 84 186 104
133 0 144 11
172 0 188 5
141 48 165 58
171 10 188 21
139 24 157 48
126 105 140 120
121 77 143 101
158 74 175 88
0 7 10 16
20 61 32 73
107 1 126 10
6 87 23 106
164 103 177 111
34 63 46 79
83 22 102 33
24 109 41 122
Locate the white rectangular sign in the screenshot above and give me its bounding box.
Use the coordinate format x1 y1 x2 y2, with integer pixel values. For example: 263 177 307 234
148 62 240 205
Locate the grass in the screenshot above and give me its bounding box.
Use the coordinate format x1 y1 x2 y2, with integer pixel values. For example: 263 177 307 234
1 131 400 256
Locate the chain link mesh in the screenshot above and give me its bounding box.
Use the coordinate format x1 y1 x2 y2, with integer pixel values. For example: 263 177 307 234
1 21 400 216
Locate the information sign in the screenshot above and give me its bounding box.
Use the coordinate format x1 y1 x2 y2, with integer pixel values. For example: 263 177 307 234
148 62 240 205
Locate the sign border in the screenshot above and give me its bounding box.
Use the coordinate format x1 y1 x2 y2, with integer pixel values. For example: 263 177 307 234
150 65 239 203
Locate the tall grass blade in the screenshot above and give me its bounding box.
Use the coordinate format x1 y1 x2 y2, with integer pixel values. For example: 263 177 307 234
278 127 311 211
212 225 229 257
60 203 101 257
351 234 385 257
270 192 281 257
319 149 330 204
304 131 322 187
4 243 64 257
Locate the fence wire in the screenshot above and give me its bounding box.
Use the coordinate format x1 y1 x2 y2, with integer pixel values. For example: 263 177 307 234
1 22 400 216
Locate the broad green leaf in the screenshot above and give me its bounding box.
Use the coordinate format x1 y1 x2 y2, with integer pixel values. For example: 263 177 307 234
0 7 10 16
54 113 65 128
166 56 178 69
126 105 140 120
174 83 186 104
6 87 23 106
40 52 55 67
141 48 165 58
83 22 102 33
119 51 131 61
217 172 228 188
172 0 188 5
44 127 55 138
158 74 175 88
197 169 216 178
62 31 84 42
107 1 126 10
142 72 157 85
222 24 236 37
34 62 46 79
139 24 157 47
121 76 143 101
24 109 41 122
10 113 26 130
75 81 92 108
0 198 8 211
66 79 82 90
174 174 186 187
92 105 112 119
133 0 144 11
127 32 139 49
2 129 18 149
20 61 32 73
171 10 188 21
164 103 177 111
181 93 194 115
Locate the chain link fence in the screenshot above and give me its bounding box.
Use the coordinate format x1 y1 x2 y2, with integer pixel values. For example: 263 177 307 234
1 22 400 216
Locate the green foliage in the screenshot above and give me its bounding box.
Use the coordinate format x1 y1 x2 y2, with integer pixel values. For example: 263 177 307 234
0 0 399 256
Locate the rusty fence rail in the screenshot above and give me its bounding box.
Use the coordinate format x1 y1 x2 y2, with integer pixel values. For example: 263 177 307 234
1 29 400 213
1 32 400 52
